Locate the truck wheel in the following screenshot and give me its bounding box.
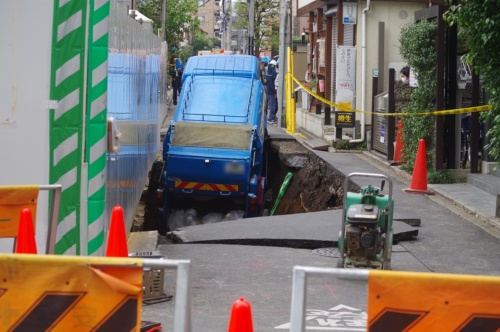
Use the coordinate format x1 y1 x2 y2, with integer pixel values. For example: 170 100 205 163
158 211 168 236
143 160 164 232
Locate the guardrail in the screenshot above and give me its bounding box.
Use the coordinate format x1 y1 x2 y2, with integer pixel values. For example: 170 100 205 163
142 258 192 332
289 266 368 332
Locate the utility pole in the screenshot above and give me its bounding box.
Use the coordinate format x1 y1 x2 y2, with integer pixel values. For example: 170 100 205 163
221 0 231 52
161 0 167 42
248 0 254 55
222 0 226 50
277 0 289 127
161 0 168 60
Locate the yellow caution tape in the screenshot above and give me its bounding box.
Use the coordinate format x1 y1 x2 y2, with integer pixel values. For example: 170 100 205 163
290 75 492 116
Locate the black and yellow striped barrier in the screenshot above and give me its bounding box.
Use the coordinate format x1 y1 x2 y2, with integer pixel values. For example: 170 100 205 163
290 75 492 116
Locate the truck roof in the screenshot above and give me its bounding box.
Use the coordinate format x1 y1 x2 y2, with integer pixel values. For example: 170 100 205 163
174 75 257 124
174 55 264 126
182 55 259 81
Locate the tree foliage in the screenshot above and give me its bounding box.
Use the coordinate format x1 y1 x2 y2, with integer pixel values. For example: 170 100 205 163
399 20 437 171
191 32 217 53
232 0 280 56
137 0 199 47
444 0 500 163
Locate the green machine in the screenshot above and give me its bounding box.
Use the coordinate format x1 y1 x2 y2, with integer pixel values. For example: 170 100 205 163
337 173 394 270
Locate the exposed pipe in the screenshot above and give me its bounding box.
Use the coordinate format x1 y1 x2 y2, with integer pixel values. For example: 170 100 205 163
350 0 370 143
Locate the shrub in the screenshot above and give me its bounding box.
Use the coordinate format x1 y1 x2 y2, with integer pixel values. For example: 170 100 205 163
427 169 456 184
399 20 437 172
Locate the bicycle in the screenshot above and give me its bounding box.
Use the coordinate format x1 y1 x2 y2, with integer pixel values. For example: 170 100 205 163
460 113 482 169
460 125 470 169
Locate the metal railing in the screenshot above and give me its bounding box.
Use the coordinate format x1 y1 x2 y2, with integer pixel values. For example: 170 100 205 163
289 266 368 332
40 184 62 254
143 258 192 332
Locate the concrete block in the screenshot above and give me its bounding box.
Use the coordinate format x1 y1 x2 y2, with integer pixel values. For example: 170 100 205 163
497 195 500 218
482 161 498 175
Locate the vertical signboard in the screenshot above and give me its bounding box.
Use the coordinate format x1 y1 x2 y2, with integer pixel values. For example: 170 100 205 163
343 3 357 25
335 46 356 128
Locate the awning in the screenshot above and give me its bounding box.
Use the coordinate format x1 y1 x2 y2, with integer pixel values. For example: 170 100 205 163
324 6 338 17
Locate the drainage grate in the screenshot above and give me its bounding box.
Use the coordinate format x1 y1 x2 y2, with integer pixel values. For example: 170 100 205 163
312 247 340 258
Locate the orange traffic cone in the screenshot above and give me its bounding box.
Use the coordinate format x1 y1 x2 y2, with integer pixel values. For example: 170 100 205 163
15 208 37 254
391 120 404 165
403 139 433 194
105 205 129 257
228 298 254 332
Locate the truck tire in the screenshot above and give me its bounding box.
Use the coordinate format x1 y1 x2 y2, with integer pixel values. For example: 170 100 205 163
143 160 165 233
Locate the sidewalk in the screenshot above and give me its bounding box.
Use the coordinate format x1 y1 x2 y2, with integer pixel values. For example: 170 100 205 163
356 148 500 239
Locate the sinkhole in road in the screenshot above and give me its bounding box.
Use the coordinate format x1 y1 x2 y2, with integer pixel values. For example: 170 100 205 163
136 139 349 235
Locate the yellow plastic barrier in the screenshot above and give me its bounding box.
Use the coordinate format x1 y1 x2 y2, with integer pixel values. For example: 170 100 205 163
0 254 193 332
0 185 39 237
0 184 61 254
0 254 143 331
369 269 500 331
289 266 500 331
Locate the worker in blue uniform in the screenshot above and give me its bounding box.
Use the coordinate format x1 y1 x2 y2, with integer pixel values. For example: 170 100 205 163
266 59 278 124
169 57 183 106
259 56 270 117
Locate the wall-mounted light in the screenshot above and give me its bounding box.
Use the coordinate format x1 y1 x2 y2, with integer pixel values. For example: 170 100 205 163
302 28 309 44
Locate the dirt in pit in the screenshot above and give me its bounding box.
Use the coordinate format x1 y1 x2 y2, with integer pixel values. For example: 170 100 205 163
134 140 351 233
266 140 346 215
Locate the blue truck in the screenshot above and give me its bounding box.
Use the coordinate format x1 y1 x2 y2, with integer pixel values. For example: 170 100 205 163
156 55 268 233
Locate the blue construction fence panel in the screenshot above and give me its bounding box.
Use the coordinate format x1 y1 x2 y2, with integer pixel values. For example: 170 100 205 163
106 1 164 231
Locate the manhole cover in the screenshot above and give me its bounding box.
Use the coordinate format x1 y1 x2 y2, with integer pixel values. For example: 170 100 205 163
312 247 340 258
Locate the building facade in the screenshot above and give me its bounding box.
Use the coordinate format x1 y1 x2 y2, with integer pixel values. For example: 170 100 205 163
295 0 445 144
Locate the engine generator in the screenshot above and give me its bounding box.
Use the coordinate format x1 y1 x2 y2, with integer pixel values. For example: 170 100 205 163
337 173 394 270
